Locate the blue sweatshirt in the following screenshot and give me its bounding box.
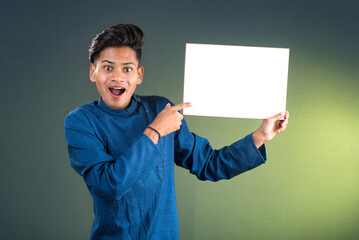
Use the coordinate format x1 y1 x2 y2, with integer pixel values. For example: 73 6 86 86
64 95 267 240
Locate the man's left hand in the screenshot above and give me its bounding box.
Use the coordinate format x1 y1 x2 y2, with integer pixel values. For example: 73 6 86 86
252 111 289 148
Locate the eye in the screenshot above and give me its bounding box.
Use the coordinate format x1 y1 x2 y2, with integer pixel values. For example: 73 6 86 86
104 66 112 71
124 67 132 72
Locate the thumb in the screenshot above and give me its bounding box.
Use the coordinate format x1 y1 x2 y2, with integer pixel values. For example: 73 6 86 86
269 112 285 121
165 103 171 108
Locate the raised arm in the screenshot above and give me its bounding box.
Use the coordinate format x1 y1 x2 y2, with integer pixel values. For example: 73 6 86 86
173 119 267 182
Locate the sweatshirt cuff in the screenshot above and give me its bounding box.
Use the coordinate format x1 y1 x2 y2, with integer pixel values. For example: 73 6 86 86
249 133 267 163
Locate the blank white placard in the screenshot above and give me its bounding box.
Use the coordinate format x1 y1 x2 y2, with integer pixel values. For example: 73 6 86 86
183 43 290 119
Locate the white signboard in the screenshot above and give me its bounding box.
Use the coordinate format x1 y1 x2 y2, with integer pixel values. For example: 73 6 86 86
183 43 290 119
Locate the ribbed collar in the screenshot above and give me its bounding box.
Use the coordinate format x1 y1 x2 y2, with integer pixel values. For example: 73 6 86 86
97 95 140 117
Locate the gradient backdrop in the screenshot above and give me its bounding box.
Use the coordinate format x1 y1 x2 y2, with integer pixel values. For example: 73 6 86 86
1 0 358 239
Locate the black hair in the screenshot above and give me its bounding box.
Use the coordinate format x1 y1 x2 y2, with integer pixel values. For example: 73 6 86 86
89 24 145 65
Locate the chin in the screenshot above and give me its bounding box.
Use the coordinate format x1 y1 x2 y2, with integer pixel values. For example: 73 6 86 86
107 98 131 110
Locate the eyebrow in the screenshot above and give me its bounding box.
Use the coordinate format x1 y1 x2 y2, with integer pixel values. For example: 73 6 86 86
101 60 136 66
122 62 136 66
101 60 115 64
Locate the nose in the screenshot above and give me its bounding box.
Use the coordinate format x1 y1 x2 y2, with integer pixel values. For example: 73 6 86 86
111 68 125 82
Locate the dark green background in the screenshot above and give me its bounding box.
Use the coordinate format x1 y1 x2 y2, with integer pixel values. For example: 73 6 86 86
1 0 358 239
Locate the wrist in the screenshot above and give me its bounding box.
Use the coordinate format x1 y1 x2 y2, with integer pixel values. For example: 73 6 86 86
252 130 266 148
144 127 159 144
144 126 161 144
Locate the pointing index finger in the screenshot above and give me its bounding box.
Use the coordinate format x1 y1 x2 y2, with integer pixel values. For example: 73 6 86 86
172 102 192 111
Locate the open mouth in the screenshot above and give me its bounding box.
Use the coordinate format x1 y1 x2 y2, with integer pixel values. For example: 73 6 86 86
109 87 125 97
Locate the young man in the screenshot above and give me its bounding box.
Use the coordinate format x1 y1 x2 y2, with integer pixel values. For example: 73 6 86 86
64 24 289 240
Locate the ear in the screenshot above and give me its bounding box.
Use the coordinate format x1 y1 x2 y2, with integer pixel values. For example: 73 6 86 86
89 64 96 83
137 66 144 85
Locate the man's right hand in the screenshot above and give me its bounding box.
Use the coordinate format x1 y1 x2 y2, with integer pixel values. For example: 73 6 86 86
144 102 192 144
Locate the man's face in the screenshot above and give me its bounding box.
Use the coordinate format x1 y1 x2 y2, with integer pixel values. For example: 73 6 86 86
90 46 143 109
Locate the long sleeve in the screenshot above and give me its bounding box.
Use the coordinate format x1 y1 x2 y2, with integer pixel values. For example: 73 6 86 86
64 95 267 239
65 111 164 201
174 119 267 181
